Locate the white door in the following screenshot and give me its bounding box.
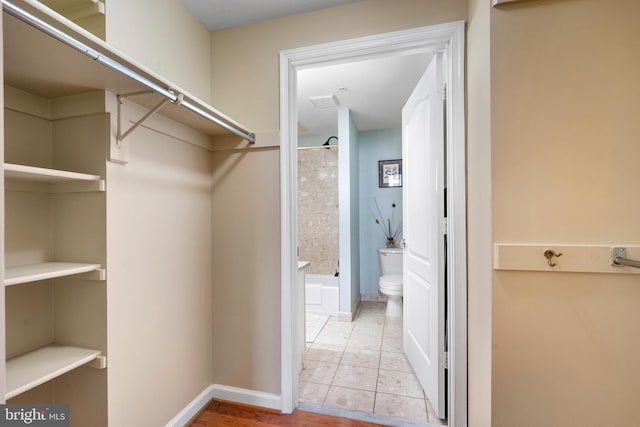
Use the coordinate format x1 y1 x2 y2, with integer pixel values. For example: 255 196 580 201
402 53 446 419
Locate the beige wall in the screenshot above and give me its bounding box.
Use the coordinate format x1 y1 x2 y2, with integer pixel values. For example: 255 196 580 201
211 147 281 393
491 1 640 426
209 0 467 396
106 103 214 425
106 0 212 103
210 0 467 134
99 4 218 418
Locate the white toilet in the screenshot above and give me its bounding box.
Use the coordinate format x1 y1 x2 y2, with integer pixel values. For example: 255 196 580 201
377 248 403 318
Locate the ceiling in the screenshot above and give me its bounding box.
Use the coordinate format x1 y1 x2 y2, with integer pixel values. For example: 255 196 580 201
179 0 364 31
180 0 432 137
297 53 433 137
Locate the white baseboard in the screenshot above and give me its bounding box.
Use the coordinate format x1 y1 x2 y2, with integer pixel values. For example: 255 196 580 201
164 385 214 427
360 293 387 302
338 311 353 321
165 384 281 426
212 384 281 411
338 299 362 322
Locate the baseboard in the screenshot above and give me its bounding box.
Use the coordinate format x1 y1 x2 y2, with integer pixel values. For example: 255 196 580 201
338 299 361 322
164 384 214 427
212 384 281 411
360 293 387 302
165 384 281 426
338 311 354 321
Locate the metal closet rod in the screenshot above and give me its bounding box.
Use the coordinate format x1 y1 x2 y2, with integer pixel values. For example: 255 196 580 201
613 255 640 269
614 257 640 269
2 0 256 144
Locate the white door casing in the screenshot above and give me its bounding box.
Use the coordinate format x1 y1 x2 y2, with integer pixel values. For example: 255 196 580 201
280 21 466 426
402 53 446 419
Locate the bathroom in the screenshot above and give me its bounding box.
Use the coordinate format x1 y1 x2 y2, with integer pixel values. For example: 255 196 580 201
294 53 446 425
297 128 442 424
298 127 403 318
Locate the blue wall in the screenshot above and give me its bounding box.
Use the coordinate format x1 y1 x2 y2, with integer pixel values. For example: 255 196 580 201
358 128 403 296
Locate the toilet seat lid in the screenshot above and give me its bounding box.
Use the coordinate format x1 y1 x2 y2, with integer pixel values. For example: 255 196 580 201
380 274 403 286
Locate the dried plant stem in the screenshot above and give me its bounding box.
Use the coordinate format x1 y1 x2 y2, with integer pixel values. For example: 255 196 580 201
372 197 400 239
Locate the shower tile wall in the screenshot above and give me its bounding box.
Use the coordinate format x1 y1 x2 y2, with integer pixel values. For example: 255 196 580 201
298 148 339 275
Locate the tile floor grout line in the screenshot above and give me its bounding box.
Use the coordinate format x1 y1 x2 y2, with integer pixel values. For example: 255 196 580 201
372 309 387 416
302 301 435 424
322 315 350 406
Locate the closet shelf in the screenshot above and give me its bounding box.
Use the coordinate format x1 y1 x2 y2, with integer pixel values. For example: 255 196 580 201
3 0 254 141
40 0 105 22
4 163 105 192
5 262 102 286
6 344 102 399
4 163 101 182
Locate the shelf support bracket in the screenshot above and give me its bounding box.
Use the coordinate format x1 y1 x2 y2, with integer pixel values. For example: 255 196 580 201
117 91 182 144
88 355 107 370
73 268 106 282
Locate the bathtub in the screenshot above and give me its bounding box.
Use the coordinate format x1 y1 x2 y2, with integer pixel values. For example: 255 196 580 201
305 274 339 316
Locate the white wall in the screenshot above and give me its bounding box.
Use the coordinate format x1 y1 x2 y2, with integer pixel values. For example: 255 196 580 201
358 128 403 296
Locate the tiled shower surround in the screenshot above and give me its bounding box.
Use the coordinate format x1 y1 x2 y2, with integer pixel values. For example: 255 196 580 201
298 147 339 275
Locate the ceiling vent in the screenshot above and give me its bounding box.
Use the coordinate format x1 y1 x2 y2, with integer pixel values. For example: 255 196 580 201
309 94 339 109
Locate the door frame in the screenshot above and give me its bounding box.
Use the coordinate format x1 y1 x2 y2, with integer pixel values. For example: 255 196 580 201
279 21 467 426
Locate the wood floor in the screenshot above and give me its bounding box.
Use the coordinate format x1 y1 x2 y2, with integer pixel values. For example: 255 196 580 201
189 399 386 427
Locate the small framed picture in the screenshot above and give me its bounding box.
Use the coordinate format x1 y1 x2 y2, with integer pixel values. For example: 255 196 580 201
378 159 402 188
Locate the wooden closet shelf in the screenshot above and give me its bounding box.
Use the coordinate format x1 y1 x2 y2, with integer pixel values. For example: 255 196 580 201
5 262 103 286
6 344 102 399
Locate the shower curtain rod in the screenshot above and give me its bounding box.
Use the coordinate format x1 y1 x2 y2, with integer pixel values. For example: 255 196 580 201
2 0 256 144
297 144 339 150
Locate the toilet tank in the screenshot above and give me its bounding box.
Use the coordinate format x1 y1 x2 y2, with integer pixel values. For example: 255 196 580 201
378 248 403 275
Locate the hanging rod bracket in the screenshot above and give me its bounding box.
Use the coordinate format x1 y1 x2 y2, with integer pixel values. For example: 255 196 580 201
2 0 256 144
117 92 172 144
611 247 640 269
172 92 184 106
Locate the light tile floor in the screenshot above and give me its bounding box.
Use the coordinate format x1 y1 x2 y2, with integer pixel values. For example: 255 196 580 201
299 301 447 425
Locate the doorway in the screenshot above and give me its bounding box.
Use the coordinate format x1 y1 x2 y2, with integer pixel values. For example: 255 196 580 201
296 72 432 422
280 21 467 426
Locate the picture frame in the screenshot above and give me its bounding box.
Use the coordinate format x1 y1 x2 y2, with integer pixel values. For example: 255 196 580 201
378 159 402 188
